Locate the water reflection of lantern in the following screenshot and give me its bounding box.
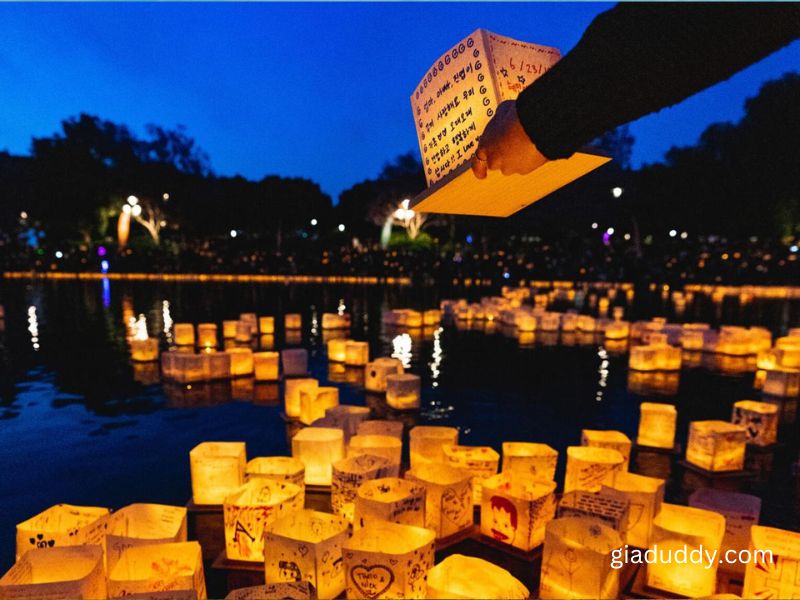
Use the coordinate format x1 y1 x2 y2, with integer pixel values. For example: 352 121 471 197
601 470 664 548
365 358 404 393
284 378 318 418
190 441 246 505
223 479 303 562
253 351 280 381
107 541 206 599
686 420 747 472
174 322 195 346
223 320 238 339
743 526 800 599
15 504 109 561
285 314 302 330
636 402 677 449
564 446 624 494
292 427 345 486
763 367 800 397
0 545 106 599
327 338 348 363
386 374 421 410
300 386 339 425
259 316 275 335
731 400 778 446
354 477 426 530
427 554 529 599
348 434 401 466
442 444 499 504
357 419 403 439
405 463 473 540
647 503 725 597
264 509 350 600
501 442 558 481
197 323 218 349
409 426 459 468
581 430 631 470
332 454 397 521
228 347 254 377
345 341 369 366
282 348 309 377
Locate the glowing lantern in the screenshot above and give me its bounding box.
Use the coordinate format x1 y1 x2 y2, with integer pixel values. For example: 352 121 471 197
253 351 280 381
686 420 747 472
225 582 313 600
409 426 458 468
481 472 556 551
405 463 472 540
357 420 403 439
348 434 402 466
581 430 631 470
203 350 231 381
259 316 275 335
763 367 800 397
223 320 239 339
501 442 558 481
442 444 500 505
629 345 658 371
637 402 677 449
228 347 254 377
743 526 800 599
130 337 159 362
343 521 435 599
163 351 205 383
223 479 303 562
647 503 725 597
612 306 624 321
539 517 623 599
345 341 369 366
604 321 630 340
601 470 664 548
190 441 246 505
282 349 309 377
284 378 318 418
264 509 350 600
327 338 349 363
234 320 253 343
246 456 305 495
285 314 302 330
15 504 109 561
564 446 624 494
107 541 206 599
174 323 195 346
197 323 218 350
325 405 371 441
365 358 404 393
292 427 345 486
0 545 106 599
427 554 529 599
731 400 778 446
332 454 398 522
423 310 441 326
300 386 339 425
385 374 421 410
353 476 426 531
577 315 597 332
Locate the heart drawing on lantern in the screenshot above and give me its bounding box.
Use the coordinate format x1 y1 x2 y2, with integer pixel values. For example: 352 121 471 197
351 564 395 599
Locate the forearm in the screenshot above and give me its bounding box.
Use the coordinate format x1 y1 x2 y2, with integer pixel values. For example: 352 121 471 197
516 3 800 160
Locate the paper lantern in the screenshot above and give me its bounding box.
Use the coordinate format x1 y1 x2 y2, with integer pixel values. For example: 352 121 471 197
292 427 345 486
604 320 630 340
423 310 441 326
686 420 747 472
228 347 254 377
629 345 658 371
15 504 110 561
763 367 800 397
130 337 159 362
299 386 340 425
264 509 350 599
284 378 318 419
204 349 232 380
442 444 499 504
577 315 597 332
332 454 398 521
190 441 246 505
637 402 677 449
225 582 313 600
223 479 303 562
282 349 309 377
481 472 556 551
357 420 403 439
385 374 421 410
343 521 435 599
324 405 371 441
731 400 778 446
320 313 345 329
163 351 205 383
689 488 760 575
222 320 239 339
501 442 558 481
409 426 458 468
327 338 349 363
539 517 623 600
348 434 402 466
557 490 629 535
365 358 404 393
564 446 624 494
246 456 305 495
235 320 253 343
240 312 258 331
743 526 800 599
107 541 205 599
259 316 275 335
285 314 302 330
581 429 631 470
254 351 280 381
647 503 725 597
405 463 472 540
427 554 529 599
174 322 196 346
345 341 369 366
0 545 106 600
601 470 664 548
354 477 426 530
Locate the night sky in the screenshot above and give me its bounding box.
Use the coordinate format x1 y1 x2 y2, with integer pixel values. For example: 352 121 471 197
1 2 798 198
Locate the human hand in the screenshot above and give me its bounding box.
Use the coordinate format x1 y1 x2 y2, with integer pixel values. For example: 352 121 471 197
471 100 548 179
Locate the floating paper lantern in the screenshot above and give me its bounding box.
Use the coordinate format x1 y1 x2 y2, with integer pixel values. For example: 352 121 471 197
501 442 558 482
345 341 369 367
236 320 253 343
223 320 239 339
629 345 658 371
647 503 725 597
190 441 246 505
686 420 747 472
246 456 305 490
264 509 350 600
332 454 398 522
203 350 232 380
343 521 435 599
225 582 313 600
601 470 664 548
224 479 303 562
732 400 779 446
409 426 458 468
427 554 529 599
327 338 349 363
107 541 206 599
743 526 800 599
300 386 340 426
282 349 309 377
357 420 403 439
253 351 280 381
763 367 800 397
604 321 629 340
324 405 370 441
348 434 401 466
442 445 500 505
292 427 345 486
174 322 196 346
163 351 205 383
285 314 302 330
539 517 622 600
405 463 473 540
228 347 254 377
385 374 421 410
259 316 275 335
15 504 110 561
581 430 631 470
557 490 629 535
577 315 596 332
564 446 624 494
423 310 441 326
130 337 159 362
365 358 404 393
481 472 556 551
284 378 318 418
354 477 426 530
637 402 677 449
0 545 106 599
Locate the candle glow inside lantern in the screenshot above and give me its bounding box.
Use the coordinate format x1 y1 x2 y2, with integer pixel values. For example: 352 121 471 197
354 477 427 530
292 427 345 486
299 386 340 426
223 320 239 339
343 521 435 600
743 526 800 600
284 378 318 418
685 420 747 472
357 419 403 439
251 351 279 381
345 341 370 366
581 429 631 470
409 426 458 468
15 504 110 561
426 554 530 599
163 351 205 383
327 338 349 363
332 454 398 522
423 310 441 326
732 400 779 446
564 446 624 494
763 367 800 397
601 470 664 548
637 402 677 449
348 434 402 466
481 472 556 551
235 320 253 342
240 312 258 331
225 582 313 600
321 313 347 330
190 441 246 505
227 347 254 377
259 316 275 335
223 479 303 562
197 323 218 350
264 509 350 600
604 321 630 340
174 322 196 346
539 517 623 600
204 350 231 381
442 444 500 505
0 545 106 600
501 442 558 481
282 349 309 377
365 358 404 393
130 337 159 362
385 374 422 410
285 314 302 330
246 457 305 500
325 405 371 441
405 463 472 540
647 503 725 597
107 541 206 600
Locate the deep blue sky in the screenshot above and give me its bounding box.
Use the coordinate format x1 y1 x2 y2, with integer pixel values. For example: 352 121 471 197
1 2 798 199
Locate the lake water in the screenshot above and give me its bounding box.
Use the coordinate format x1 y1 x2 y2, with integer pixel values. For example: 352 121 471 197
1 278 799 587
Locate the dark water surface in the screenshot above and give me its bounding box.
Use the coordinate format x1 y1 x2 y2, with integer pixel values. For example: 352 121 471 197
0 279 799 574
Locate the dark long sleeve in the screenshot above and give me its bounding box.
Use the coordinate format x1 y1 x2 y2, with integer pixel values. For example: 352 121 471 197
515 3 800 160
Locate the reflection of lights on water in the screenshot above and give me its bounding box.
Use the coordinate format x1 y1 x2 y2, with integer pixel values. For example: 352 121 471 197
392 333 412 369
162 300 173 343
133 314 148 341
337 299 346 316
101 277 111 307
310 308 319 338
429 327 443 388
100 260 109 273
27 306 40 351
596 346 609 401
